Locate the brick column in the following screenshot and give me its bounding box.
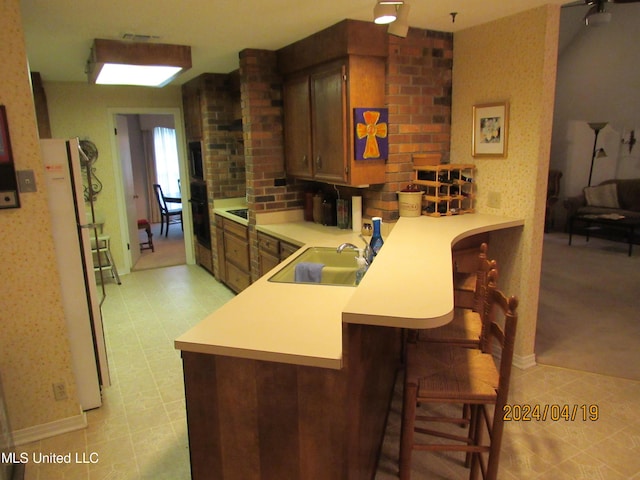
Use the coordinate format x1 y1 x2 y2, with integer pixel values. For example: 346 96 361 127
365 28 453 222
239 49 304 280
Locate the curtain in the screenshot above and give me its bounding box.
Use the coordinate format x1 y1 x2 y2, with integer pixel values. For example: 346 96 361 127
144 127 180 224
153 127 181 194
143 131 160 224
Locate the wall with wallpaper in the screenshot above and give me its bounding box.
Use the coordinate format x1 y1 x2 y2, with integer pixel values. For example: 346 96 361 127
450 5 560 364
0 0 81 433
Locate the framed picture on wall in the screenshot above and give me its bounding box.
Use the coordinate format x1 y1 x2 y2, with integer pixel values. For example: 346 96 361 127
472 102 509 158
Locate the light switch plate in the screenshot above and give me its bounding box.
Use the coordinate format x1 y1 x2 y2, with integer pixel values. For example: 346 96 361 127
17 170 37 193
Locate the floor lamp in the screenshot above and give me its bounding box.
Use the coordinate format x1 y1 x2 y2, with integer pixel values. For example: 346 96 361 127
587 122 608 187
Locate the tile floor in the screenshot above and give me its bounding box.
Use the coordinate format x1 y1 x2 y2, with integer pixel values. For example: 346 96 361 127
18 265 235 480
376 365 640 479
17 264 640 479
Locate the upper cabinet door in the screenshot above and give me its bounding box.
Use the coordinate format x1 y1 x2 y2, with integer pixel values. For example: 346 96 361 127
311 63 348 184
281 55 387 187
283 75 313 179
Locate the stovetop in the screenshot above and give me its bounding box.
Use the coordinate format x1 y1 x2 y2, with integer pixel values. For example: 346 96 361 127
227 208 248 219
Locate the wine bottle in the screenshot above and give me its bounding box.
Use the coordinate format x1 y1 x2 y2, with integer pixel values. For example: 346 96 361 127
369 217 384 263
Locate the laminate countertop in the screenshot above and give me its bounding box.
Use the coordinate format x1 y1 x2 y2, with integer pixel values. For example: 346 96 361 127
175 213 524 369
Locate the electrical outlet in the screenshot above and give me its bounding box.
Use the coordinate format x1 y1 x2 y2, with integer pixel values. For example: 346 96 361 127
53 382 68 401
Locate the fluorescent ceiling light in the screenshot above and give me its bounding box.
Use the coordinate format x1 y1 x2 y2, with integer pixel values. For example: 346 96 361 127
95 64 183 87
87 39 191 87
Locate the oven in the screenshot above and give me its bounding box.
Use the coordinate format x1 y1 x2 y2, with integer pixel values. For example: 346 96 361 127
189 180 211 249
188 141 203 180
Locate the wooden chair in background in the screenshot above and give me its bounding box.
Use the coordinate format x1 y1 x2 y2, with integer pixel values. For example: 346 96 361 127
153 183 183 237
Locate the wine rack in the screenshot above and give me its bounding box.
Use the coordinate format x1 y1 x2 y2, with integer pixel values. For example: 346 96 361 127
412 164 475 217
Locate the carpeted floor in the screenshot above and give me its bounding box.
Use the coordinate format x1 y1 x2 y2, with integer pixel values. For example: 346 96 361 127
132 222 186 271
536 231 640 381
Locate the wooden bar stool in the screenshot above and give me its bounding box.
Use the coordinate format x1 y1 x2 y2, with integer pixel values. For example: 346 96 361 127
399 269 518 480
137 219 154 252
414 243 495 348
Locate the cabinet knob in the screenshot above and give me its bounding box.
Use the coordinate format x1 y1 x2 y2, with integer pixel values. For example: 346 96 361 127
316 155 322 169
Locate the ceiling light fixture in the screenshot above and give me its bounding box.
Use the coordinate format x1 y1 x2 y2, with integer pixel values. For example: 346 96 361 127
374 1 403 25
388 2 411 37
86 39 192 87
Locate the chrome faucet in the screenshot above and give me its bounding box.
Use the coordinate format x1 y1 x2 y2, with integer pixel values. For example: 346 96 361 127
337 242 359 253
337 236 372 265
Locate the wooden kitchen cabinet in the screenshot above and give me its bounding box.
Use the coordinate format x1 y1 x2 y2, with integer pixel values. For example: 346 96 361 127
283 63 345 183
182 322 401 480
311 62 347 183
215 216 226 282
258 232 280 277
216 214 251 293
282 55 386 187
279 240 299 261
258 231 301 277
283 75 313 178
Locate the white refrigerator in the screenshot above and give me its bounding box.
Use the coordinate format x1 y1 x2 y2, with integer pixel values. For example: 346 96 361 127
41 138 110 410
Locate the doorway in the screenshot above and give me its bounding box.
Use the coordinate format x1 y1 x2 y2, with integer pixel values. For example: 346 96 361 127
109 108 194 274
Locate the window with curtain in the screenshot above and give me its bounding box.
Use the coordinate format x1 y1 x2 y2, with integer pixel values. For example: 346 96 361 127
153 127 180 194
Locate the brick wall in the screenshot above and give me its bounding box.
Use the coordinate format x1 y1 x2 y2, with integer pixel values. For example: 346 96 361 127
239 49 305 279
365 28 453 222
201 73 246 200
239 49 304 216
237 28 453 224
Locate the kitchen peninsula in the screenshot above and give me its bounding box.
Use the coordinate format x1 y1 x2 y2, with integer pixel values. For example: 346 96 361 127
175 213 523 480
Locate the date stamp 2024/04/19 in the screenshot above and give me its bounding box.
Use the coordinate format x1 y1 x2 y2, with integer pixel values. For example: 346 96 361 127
503 404 599 422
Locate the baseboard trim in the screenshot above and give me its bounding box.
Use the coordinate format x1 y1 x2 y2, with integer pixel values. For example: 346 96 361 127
12 410 87 446
513 353 537 370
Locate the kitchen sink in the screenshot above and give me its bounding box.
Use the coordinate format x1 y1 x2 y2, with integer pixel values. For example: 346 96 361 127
268 247 360 286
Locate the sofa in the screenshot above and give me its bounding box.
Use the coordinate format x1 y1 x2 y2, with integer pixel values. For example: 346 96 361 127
564 178 640 221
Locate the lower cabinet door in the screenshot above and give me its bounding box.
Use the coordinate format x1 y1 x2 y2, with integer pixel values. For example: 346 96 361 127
259 251 280 277
225 261 251 293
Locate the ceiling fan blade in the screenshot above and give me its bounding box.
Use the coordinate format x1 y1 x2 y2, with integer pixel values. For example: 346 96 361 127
563 1 585 7
584 3 613 25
